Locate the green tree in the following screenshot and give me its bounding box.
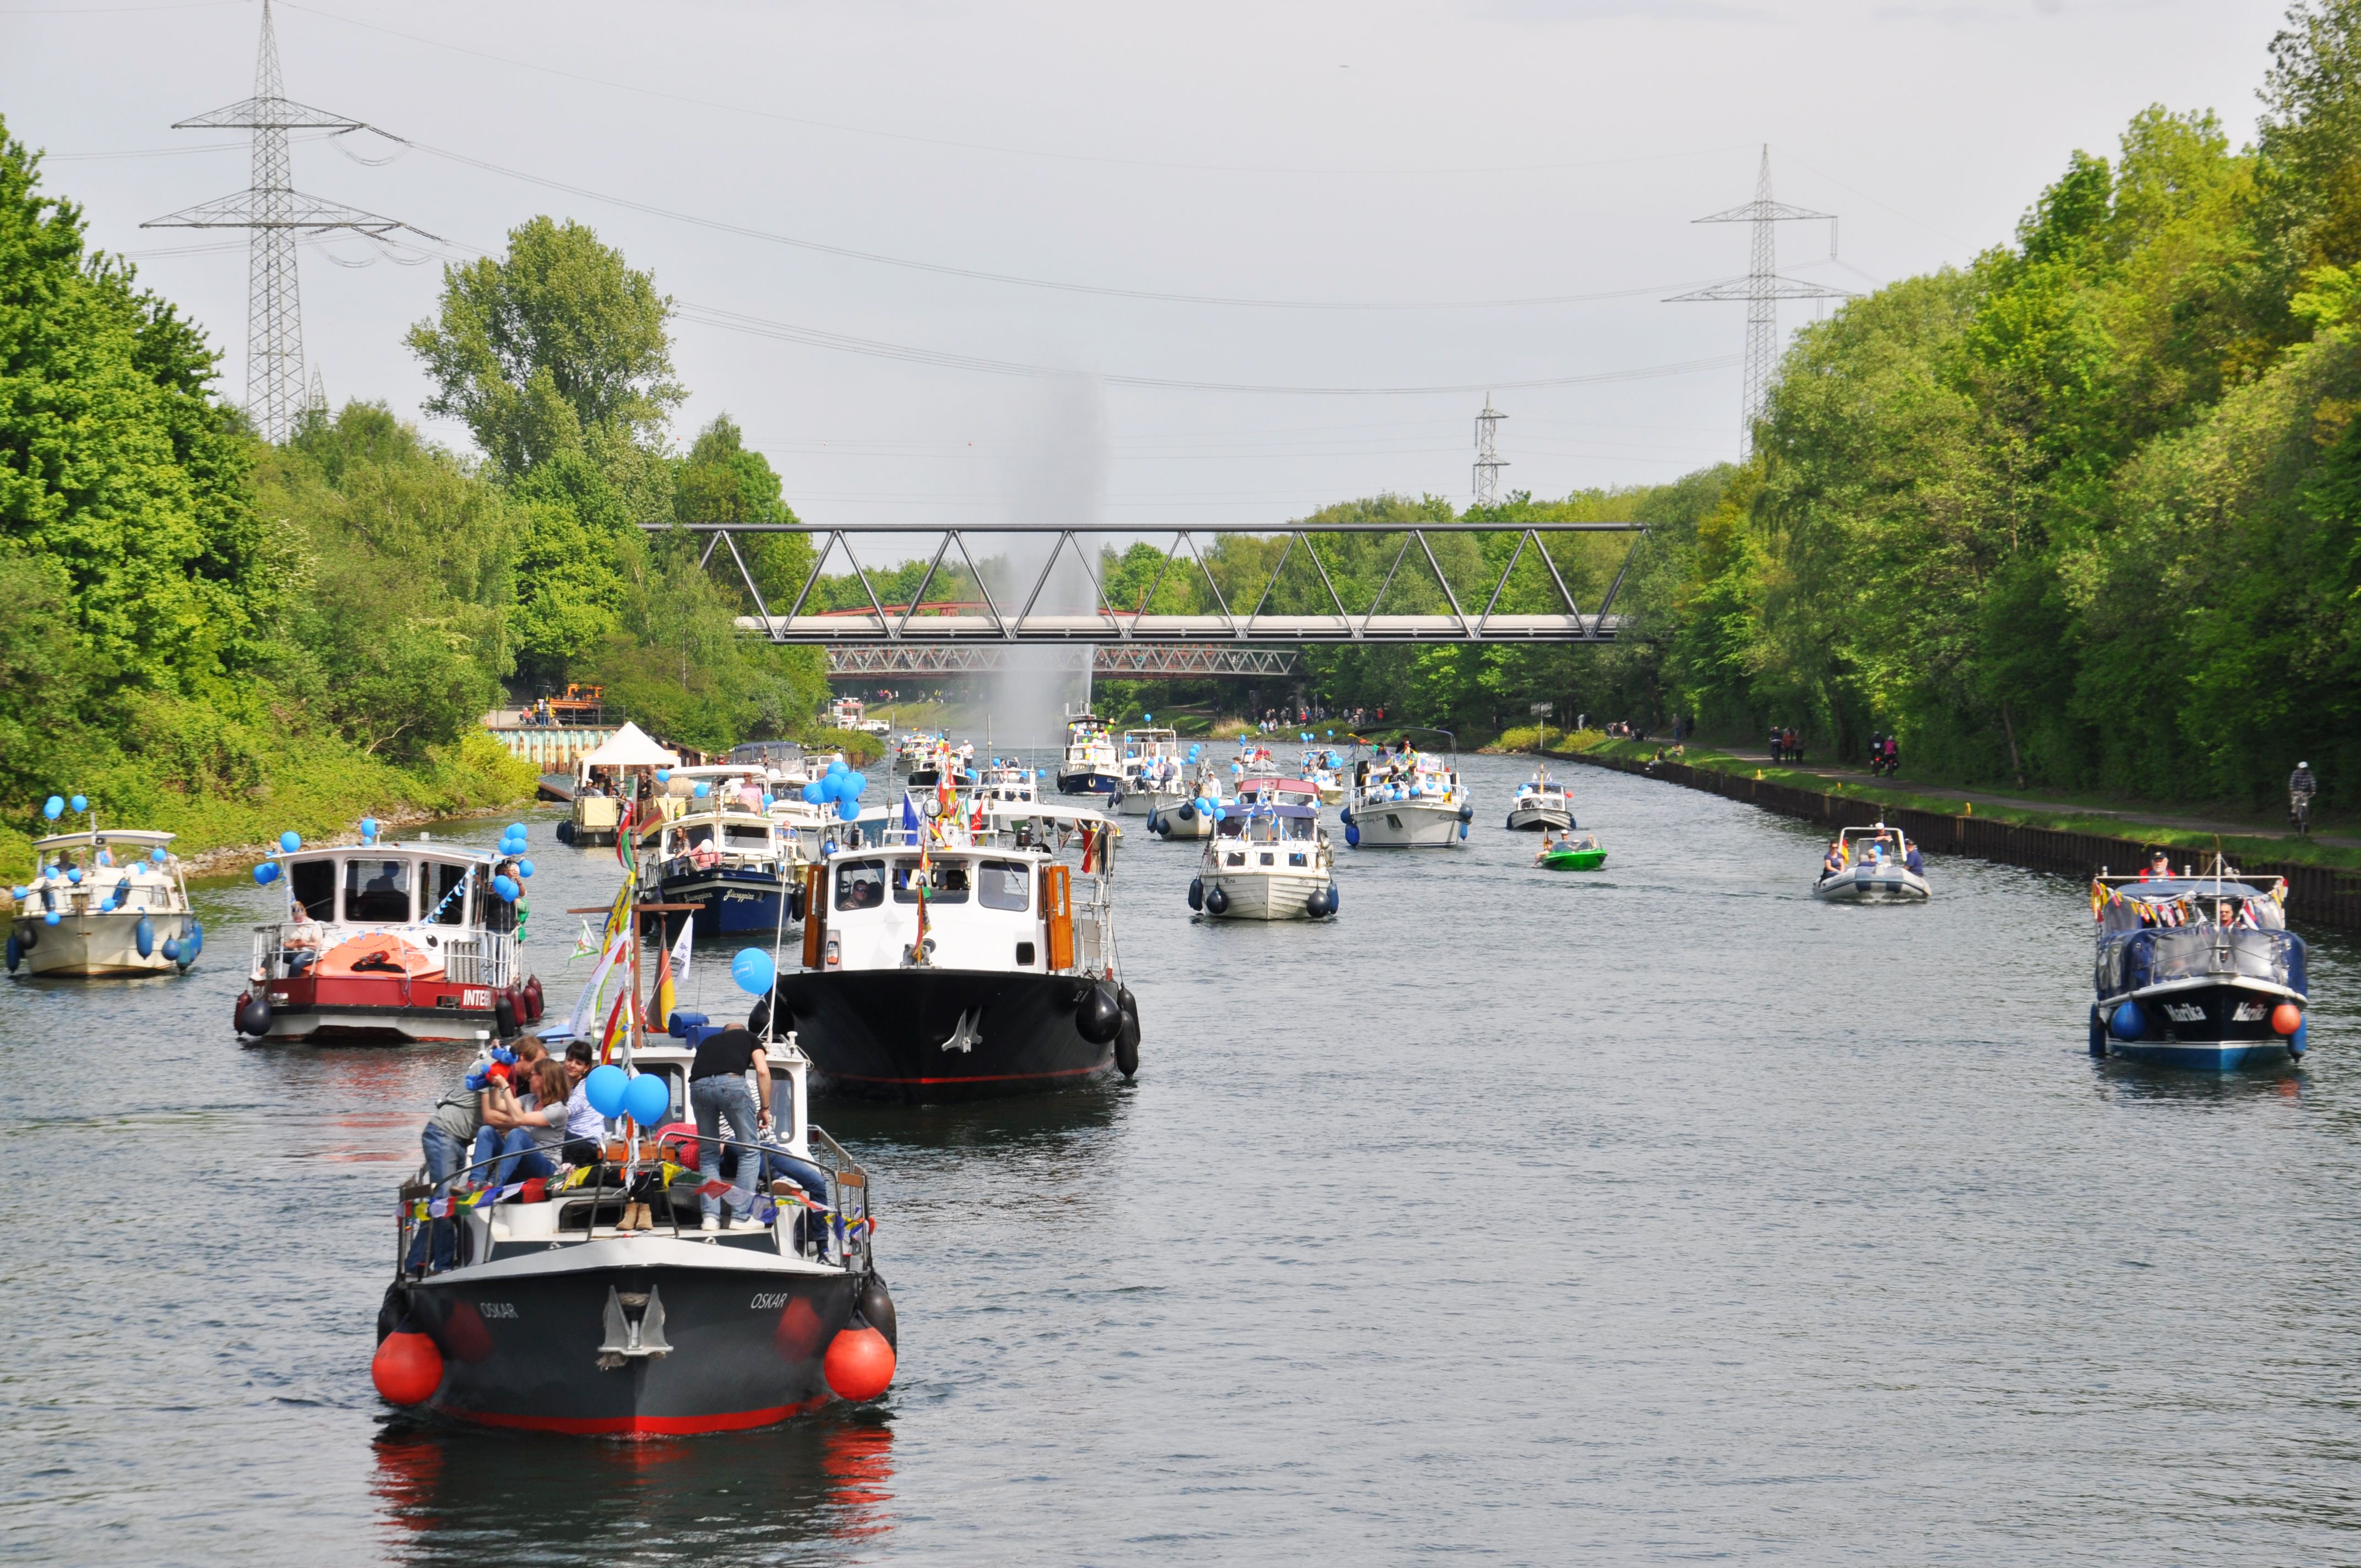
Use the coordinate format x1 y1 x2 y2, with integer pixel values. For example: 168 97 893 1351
406 216 682 474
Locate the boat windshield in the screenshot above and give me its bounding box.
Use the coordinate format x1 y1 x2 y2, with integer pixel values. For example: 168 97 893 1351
976 859 1030 911
345 858 412 923
891 860 970 904
425 861 470 925
834 858 886 911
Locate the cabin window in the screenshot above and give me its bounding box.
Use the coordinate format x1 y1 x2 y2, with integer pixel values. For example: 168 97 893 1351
683 825 716 851
289 859 336 922
724 824 771 848
768 1067 796 1144
891 861 970 905
977 860 1030 912
834 859 886 912
344 858 412 924
426 861 470 925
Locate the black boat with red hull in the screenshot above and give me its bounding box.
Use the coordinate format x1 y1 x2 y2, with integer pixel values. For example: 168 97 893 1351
767 967 1120 1099
775 798 1141 1103
373 1030 898 1435
393 1244 860 1435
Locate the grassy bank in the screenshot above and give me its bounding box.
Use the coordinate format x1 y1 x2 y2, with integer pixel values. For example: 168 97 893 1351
1 731 537 880
1543 734 2361 873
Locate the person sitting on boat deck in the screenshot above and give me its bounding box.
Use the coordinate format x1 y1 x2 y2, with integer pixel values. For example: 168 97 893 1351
559 1037 607 1166
1823 840 1846 878
688 1025 771 1232
471 1059 571 1190
1534 831 1558 864
2141 848 2171 880
412 1053 522 1269
1905 841 1925 875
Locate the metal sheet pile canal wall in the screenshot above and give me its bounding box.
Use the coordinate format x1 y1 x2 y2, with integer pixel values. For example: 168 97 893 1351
1559 750 2361 930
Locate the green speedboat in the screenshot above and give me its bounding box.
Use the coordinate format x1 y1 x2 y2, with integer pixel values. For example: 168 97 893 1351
1538 835 1606 871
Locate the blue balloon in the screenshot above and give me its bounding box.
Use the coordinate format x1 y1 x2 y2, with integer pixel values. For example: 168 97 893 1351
732 947 776 995
42 911 59 925
516 859 536 879
585 1063 629 1118
622 1071 671 1129
279 830 301 853
359 816 378 842
847 771 868 799
837 796 860 821
42 796 61 820
65 867 81 885
693 782 711 798
655 769 672 782
253 861 280 885
69 794 86 813
150 847 167 863
8 887 22 900
828 759 848 777
761 793 775 808
507 822 528 839
492 874 520 902
818 774 843 802
802 781 826 805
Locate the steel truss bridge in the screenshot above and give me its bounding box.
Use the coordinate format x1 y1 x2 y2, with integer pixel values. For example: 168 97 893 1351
828 643 1296 679
652 521 1647 646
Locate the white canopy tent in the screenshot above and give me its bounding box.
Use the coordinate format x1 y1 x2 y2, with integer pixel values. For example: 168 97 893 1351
576 721 679 770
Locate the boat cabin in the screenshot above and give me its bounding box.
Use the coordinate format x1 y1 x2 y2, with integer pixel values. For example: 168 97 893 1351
23 829 186 910
1214 803 1323 869
253 841 521 991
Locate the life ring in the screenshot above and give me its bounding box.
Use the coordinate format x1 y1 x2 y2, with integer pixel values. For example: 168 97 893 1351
318 934 441 978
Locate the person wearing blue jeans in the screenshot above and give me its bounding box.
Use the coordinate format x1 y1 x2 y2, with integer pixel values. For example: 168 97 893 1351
470 1060 570 1188
413 1071 494 1271
688 1026 770 1231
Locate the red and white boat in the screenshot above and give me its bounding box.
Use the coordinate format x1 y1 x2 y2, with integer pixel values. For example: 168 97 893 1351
236 837 545 1044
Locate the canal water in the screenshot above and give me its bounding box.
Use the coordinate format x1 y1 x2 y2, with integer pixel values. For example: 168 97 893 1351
4 754 2357 1565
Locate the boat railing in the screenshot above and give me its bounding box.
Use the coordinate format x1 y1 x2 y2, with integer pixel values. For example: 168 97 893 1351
399 1129 869 1277
249 924 518 987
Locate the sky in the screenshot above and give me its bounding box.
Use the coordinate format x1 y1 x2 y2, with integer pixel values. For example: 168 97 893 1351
0 0 2304 557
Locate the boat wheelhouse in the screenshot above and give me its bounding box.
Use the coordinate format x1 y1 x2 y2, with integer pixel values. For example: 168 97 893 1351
1297 747 1348 807
379 1020 894 1435
1342 739 1473 848
1810 822 1929 902
2090 867 2309 1069
240 839 541 1044
1190 802 1336 921
9 827 200 978
1506 770 1573 832
558 721 677 848
761 799 1139 1099
1054 713 1123 797
976 759 1042 807
643 768 804 938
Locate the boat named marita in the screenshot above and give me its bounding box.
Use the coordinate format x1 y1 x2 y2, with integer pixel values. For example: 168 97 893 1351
9 821 202 977
1054 712 1123 797
2090 862 2309 1069
238 835 545 1044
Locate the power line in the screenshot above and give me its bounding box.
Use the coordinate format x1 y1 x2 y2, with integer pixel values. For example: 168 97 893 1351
410 140 1712 312
140 0 434 442
281 1 1744 181
672 299 1741 395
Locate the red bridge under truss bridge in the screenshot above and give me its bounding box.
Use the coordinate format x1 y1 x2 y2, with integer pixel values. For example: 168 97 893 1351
826 643 1296 679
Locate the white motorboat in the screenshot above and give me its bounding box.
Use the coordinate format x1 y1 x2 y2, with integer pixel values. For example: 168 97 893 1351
1342 737 1473 848
1113 727 1188 816
1505 770 1574 832
1810 823 1930 901
975 759 1043 807
1189 801 1337 921
1147 762 1230 841
9 823 201 977
1297 747 1348 807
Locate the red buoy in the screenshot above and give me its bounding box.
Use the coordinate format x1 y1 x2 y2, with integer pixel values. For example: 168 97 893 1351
2272 1003 2303 1036
823 1324 896 1402
372 1327 444 1406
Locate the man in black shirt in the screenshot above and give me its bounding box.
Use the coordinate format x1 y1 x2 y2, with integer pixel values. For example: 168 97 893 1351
688 1026 771 1232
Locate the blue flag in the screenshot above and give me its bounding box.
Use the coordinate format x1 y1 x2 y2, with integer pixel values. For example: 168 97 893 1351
901 792 920 837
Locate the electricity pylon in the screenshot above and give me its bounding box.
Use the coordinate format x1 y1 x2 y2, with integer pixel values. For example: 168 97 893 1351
1667 146 1851 455
1473 393 1508 507
144 0 433 442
